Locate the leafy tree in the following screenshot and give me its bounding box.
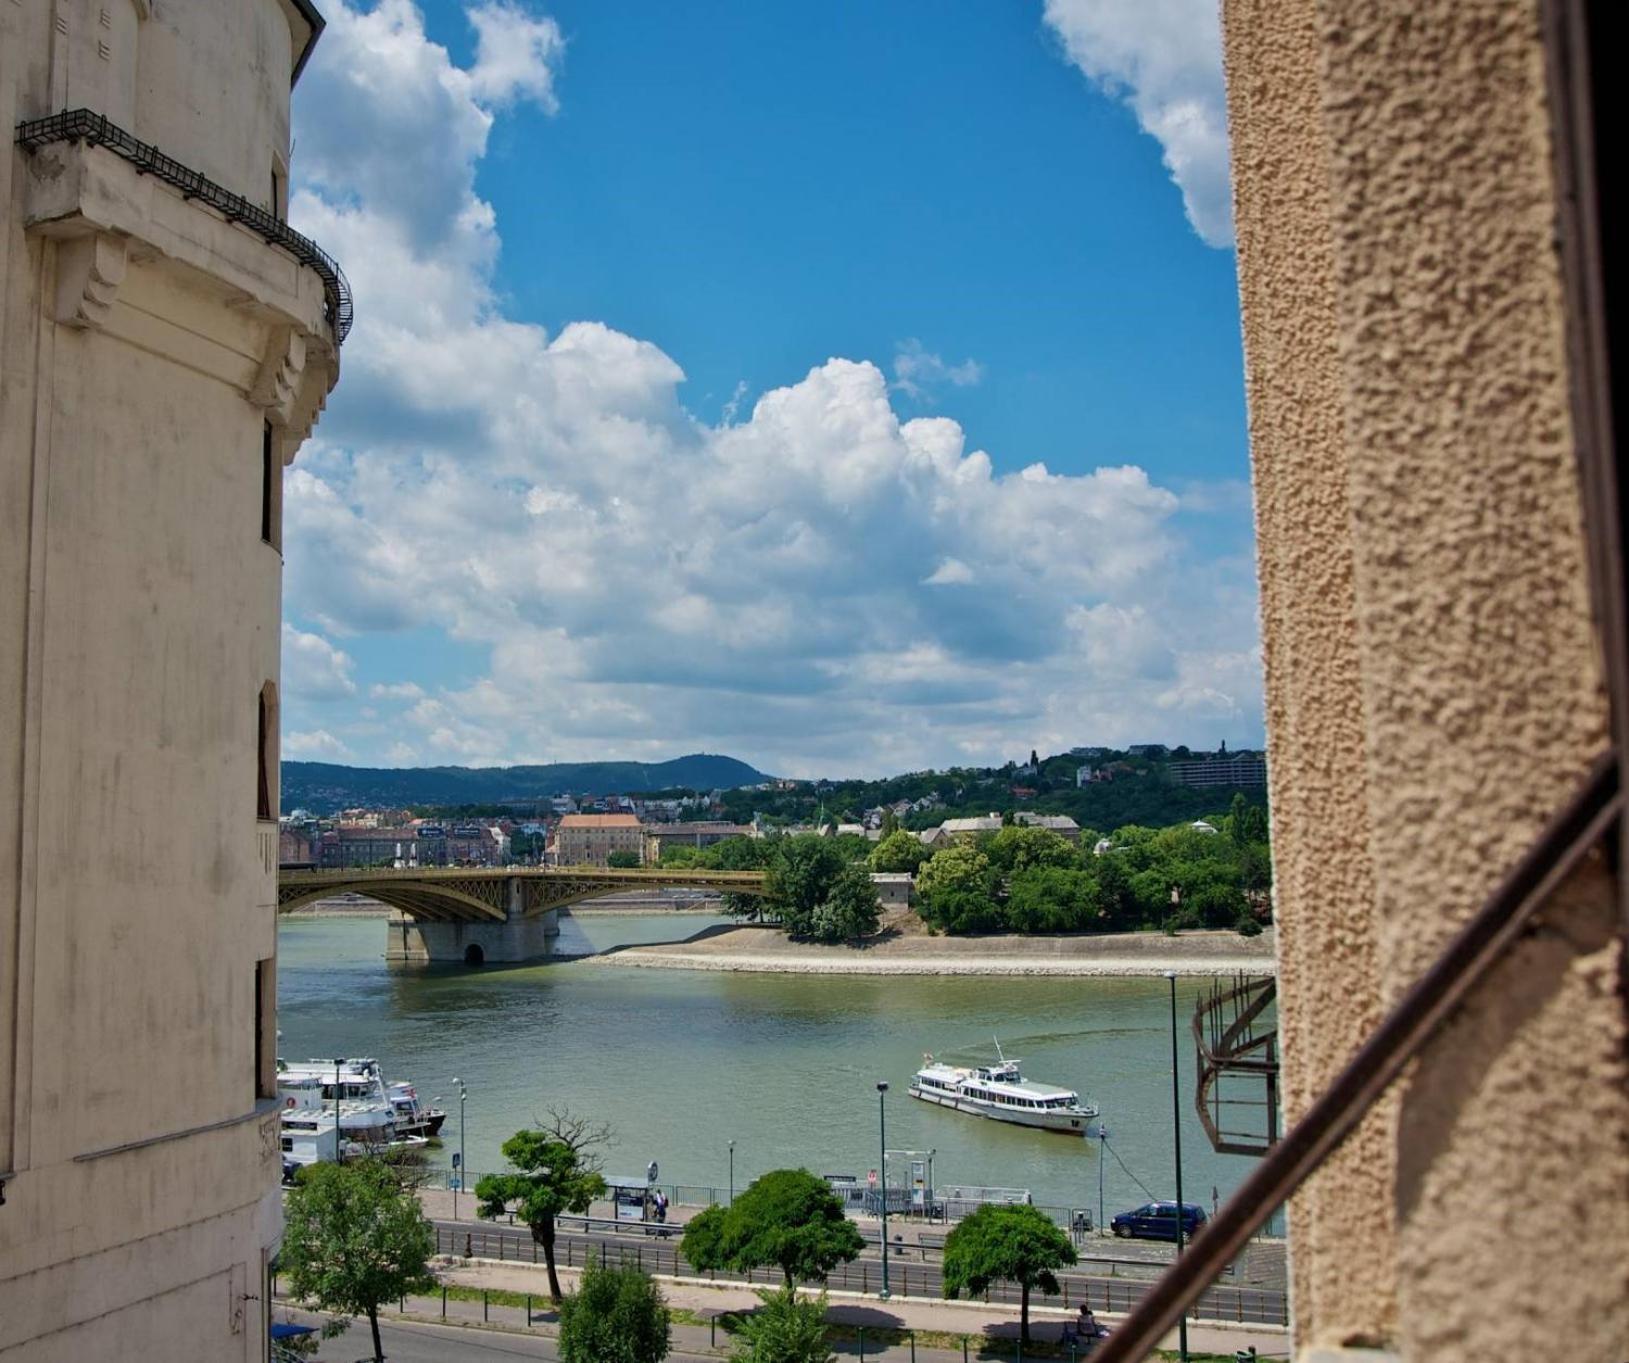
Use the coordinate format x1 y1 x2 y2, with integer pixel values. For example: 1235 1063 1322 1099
729 1287 836 1363
914 843 998 933
869 829 928 874
607 850 642 868
764 836 848 938
879 808 900 837
1004 867 1102 933
279 1159 437 1363
681 1169 864 1288
808 865 881 942
559 1263 671 1363
660 844 704 869
985 826 1078 876
941 1204 1077 1345
476 1111 610 1302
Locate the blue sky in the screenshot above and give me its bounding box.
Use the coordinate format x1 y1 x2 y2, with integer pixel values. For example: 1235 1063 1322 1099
279 0 1260 778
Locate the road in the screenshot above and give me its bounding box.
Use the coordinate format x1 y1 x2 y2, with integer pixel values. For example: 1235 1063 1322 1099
429 1217 1288 1327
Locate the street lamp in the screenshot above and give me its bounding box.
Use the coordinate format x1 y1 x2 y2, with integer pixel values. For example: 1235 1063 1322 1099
876 1081 891 1300
1163 972 1188 1363
728 1140 735 1205
451 1077 468 1219
1097 1122 1108 1232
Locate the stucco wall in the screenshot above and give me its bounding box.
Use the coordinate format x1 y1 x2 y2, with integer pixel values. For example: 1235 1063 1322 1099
1224 0 1629 1357
0 1 337 1355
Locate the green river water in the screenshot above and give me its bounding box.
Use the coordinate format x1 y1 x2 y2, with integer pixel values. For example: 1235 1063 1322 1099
276 913 1278 1227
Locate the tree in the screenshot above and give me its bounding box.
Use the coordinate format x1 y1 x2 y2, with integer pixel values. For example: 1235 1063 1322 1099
730 1287 836 1363
559 1263 671 1363
869 828 928 874
476 1111 610 1302
879 808 900 837
764 836 848 938
808 865 880 942
1004 867 1102 933
941 1204 1077 1345
985 826 1077 876
914 842 998 933
681 1169 864 1288
279 1159 437 1363
607 850 642 868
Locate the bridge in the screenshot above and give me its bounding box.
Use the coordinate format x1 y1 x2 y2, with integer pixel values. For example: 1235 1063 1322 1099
277 866 769 965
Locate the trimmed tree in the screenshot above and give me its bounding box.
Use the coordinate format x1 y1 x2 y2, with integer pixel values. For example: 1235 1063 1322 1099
681 1169 864 1289
868 829 928 874
278 1159 437 1363
730 1287 836 1363
476 1110 610 1302
808 865 881 943
942 1203 1077 1344
559 1262 671 1363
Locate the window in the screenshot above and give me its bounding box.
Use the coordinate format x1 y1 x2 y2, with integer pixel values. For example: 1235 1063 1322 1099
260 423 281 550
257 682 277 820
254 958 276 1100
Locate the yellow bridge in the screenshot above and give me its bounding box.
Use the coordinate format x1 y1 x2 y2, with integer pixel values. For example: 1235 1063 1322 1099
277 866 769 965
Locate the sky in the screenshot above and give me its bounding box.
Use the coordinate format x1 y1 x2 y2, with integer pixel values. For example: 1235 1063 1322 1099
280 0 1260 780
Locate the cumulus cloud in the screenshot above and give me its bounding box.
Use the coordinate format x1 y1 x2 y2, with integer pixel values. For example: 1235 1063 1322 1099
282 623 358 701
467 1 565 108
283 729 354 760
283 1 1260 773
892 340 985 402
1041 0 1232 248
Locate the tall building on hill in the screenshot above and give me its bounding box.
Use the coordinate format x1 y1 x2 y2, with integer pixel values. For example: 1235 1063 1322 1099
0 2 343 1357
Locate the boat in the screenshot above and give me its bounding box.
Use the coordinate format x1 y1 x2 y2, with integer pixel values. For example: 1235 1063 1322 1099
278 1106 426 1170
276 1057 445 1145
909 1041 1099 1134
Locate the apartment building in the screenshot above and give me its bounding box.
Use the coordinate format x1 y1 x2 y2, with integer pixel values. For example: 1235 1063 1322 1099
555 813 645 866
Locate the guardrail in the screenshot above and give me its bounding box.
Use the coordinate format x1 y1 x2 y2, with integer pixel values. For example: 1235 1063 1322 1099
15 108 353 343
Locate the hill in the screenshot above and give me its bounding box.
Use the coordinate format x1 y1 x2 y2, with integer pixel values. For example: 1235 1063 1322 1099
280 754 771 814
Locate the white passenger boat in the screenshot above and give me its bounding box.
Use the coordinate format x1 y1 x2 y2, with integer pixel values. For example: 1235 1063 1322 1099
909 1044 1099 1134
277 1057 446 1140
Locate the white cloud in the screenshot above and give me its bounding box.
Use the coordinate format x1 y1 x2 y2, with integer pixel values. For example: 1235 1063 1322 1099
282 2 1261 774
282 624 358 701
1041 0 1233 248
283 729 354 760
892 340 985 401
467 2 565 109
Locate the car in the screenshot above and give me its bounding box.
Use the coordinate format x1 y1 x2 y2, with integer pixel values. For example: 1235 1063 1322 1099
1109 1200 1207 1242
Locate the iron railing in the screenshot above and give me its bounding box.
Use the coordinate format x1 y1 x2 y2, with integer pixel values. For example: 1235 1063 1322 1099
1193 974 1279 1156
1093 751 1622 1360
14 108 352 343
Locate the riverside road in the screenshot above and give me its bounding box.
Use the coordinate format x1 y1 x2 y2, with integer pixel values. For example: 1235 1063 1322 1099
428 1216 1288 1328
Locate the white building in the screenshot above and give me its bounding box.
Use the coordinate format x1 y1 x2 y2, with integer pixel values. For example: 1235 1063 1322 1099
0 2 342 1356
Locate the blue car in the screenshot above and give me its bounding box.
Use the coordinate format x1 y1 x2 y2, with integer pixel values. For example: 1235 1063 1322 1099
1110 1200 1207 1242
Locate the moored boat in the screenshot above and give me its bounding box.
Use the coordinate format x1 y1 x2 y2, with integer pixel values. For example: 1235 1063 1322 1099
909 1044 1098 1134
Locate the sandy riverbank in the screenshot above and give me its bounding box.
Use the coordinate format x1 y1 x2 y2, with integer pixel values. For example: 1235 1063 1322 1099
594 922 1275 978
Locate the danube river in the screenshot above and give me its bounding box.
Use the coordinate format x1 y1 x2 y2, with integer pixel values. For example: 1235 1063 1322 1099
277 913 1278 1228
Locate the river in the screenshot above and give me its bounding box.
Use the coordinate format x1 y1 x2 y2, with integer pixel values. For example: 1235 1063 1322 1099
277 913 1279 1228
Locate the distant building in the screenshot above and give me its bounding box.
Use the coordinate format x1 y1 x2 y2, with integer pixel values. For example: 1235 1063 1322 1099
557 813 644 866
278 825 317 868
1168 753 1268 788
321 827 434 868
642 821 753 863
1127 743 1170 758
1070 746 1112 758
870 873 914 909
1016 813 1081 841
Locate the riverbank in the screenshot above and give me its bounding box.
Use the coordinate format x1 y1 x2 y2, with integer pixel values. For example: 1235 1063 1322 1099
596 923 1275 977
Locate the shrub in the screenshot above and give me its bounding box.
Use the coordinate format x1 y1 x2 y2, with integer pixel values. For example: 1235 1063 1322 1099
559 1263 670 1363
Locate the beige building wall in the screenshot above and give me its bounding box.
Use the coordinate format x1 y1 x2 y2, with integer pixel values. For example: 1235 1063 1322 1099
1224 0 1629 1358
557 816 645 867
0 2 339 1358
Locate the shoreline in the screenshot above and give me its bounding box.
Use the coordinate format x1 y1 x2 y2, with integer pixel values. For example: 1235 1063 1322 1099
593 923 1276 979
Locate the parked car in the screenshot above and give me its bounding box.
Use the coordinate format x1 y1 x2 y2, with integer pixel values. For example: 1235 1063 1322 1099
1109 1200 1207 1242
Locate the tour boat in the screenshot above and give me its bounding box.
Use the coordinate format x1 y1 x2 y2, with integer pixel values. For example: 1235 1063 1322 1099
277 1057 446 1141
909 1043 1099 1134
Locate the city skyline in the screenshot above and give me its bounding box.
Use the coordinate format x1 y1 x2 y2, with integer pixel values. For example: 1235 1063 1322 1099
280 0 1261 779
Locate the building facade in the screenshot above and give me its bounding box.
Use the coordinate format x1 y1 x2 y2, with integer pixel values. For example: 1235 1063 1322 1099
1223 0 1628 1356
0 3 341 1358
1167 753 1267 788
555 813 644 866
642 821 752 863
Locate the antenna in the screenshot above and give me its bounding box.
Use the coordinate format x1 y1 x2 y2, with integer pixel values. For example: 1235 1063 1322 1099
993 1036 1006 1063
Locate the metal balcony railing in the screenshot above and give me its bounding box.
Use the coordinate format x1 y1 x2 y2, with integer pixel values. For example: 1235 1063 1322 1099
14 108 352 344
1193 974 1279 1157
1093 751 1622 1361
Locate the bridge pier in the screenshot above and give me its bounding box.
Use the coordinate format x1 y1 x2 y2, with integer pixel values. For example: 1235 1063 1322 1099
385 882 560 966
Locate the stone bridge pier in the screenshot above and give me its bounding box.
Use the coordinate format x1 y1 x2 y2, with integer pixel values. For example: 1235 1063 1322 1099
385 878 559 966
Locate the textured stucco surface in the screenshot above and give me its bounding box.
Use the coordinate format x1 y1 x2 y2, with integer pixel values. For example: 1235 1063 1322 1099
1221 0 1396 1347
1225 0 1629 1357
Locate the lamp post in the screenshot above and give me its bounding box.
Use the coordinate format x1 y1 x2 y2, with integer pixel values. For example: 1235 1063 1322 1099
333 1059 343 1166
876 1081 891 1300
1163 972 1188 1363
1097 1122 1108 1233
451 1077 468 1219
728 1140 735 1205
